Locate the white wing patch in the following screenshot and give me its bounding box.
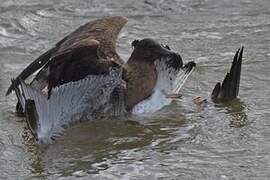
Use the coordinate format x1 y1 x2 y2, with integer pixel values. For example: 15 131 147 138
15 68 123 143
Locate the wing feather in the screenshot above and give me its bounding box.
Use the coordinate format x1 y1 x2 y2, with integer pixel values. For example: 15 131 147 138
6 16 128 95
211 47 243 102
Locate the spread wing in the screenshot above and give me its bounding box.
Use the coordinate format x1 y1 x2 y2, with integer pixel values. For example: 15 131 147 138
11 39 126 141
211 47 243 102
46 39 120 97
6 16 128 95
12 67 124 142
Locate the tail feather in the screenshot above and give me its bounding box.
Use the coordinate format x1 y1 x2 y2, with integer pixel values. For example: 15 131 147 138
234 47 243 97
211 46 243 102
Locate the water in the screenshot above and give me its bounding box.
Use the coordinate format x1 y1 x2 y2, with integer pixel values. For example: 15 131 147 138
0 0 269 179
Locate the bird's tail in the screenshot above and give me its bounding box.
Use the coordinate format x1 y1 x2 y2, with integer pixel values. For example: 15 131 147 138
211 46 243 102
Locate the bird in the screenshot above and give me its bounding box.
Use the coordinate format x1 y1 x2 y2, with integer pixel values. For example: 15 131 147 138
7 16 195 142
211 47 243 102
192 47 244 108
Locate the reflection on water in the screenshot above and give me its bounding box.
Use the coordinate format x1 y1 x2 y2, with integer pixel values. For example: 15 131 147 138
214 99 249 128
226 100 249 128
22 117 190 178
1 0 270 179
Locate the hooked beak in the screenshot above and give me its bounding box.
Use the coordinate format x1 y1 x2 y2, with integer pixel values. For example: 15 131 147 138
158 46 183 70
182 61 196 73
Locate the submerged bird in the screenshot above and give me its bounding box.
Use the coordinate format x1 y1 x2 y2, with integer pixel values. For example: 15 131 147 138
211 47 243 102
7 16 195 142
193 47 244 108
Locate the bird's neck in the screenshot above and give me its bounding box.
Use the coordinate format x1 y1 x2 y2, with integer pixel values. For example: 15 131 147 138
123 59 157 111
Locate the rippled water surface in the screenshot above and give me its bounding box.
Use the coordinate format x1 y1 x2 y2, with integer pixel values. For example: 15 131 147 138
1 0 270 179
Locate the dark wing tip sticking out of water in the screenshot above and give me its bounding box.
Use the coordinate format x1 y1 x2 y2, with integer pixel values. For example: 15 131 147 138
6 47 57 96
211 46 243 102
11 79 39 140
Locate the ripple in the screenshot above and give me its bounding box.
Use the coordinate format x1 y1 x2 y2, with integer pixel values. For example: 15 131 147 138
0 26 9 37
2 63 25 73
0 139 6 156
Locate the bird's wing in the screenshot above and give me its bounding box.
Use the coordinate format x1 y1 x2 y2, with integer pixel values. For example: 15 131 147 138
211 47 243 102
46 39 121 97
12 39 125 141
57 16 128 63
6 16 128 95
12 67 124 143
5 47 57 95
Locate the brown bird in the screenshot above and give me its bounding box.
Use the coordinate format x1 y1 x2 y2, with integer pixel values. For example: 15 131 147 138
8 16 189 117
7 16 196 141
